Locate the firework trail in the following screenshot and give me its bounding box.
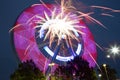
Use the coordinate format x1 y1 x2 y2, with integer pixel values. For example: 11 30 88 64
10 0 120 75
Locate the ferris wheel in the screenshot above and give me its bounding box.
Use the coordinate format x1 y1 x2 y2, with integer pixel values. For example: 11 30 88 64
13 3 97 75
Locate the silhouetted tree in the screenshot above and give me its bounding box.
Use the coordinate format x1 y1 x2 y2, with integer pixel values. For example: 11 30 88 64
10 60 46 80
98 64 117 80
54 65 73 80
54 56 98 80
68 56 97 80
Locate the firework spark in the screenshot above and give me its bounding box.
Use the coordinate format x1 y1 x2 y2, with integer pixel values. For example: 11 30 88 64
10 0 111 46
35 10 85 46
91 5 120 13
10 0 120 45
34 0 109 47
35 0 86 47
101 13 114 17
10 0 120 71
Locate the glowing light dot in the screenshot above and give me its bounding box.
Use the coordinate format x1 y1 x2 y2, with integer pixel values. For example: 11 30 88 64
106 55 110 58
111 46 120 54
103 64 106 67
48 63 55 66
98 74 102 77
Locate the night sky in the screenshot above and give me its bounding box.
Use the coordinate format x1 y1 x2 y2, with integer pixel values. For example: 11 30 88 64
0 0 120 80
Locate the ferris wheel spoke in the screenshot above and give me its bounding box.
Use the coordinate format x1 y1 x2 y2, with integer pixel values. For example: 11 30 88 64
51 43 62 61
45 43 62 76
68 47 77 56
65 39 77 56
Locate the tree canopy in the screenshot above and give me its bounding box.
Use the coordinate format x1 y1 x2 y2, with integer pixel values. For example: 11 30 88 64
54 56 98 80
10 60 46 80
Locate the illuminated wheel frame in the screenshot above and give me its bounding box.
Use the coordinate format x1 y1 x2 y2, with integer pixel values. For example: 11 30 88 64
35 27 84 64
13 4 97 71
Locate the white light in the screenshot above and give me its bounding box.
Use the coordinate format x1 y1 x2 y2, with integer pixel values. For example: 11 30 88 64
48 63 55 66
98 74 102 77
76 43 82 55
36 7 85 47
106 55 110 58
111 46 119 54
44 45 82 62
103 64 106 67
107 44 120 55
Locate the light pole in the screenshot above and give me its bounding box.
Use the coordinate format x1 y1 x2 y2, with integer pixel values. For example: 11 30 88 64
98 73 102 80
46 63 55 80
103 64 109 80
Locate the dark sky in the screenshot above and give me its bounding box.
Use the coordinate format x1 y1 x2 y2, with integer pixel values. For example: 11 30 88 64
0 0 120 80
